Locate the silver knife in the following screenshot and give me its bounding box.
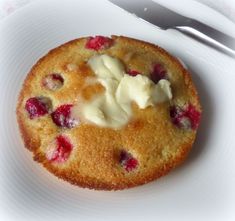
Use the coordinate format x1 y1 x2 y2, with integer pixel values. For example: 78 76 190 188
109 0 235 58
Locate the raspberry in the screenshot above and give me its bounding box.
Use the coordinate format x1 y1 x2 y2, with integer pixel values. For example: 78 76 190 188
120 150 138 172
85 36 113 51
25 97 51 119
42 73 64 90
150 63 167 83
170 104 201 130
46 135 73 163
51 104 79 128
127 70 140 77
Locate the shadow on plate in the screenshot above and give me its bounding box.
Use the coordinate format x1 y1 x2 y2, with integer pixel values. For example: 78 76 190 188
122 64 215 195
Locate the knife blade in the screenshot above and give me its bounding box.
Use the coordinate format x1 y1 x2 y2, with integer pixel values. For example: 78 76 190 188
109 0 235 57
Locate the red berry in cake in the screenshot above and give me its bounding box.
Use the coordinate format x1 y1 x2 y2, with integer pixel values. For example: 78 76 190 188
51 104 79 128
25 97 52 119
120 150 138 172
170 104 201 130
42 73 64 90
184 104 201 129
17 36 202 190
150 63 167 83
85 36 113 51
46 135 73 163
127 70 140 77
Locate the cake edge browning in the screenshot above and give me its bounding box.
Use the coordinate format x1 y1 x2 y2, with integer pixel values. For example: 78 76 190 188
33 139 194 190
16 35 201 190
16 37 87 152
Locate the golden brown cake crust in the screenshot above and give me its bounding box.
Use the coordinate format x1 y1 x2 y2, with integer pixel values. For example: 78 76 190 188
17 35 201 190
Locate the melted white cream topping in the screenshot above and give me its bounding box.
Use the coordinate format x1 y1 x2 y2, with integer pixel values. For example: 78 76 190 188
72 54 172 129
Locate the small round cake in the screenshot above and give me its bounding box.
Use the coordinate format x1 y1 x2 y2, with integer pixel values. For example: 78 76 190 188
17 35 201 190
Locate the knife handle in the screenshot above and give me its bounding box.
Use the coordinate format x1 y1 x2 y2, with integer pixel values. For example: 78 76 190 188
173 26 235 58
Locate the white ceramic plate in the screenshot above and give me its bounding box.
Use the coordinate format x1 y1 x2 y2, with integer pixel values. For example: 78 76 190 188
0 0 235 220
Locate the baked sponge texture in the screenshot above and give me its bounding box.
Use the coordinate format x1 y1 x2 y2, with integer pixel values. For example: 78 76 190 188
17 36 201 190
